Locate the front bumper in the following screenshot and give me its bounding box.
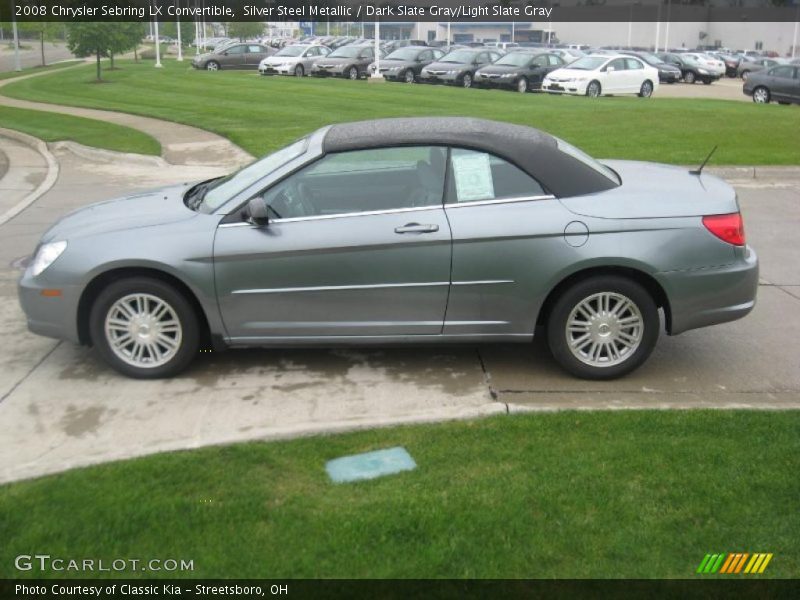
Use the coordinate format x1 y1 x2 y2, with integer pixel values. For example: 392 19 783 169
18 269 83 344
420 71 460 84
259 65 295 75
476 75 516 88
541 80 588 95
311 66 345 77
659 245 759 335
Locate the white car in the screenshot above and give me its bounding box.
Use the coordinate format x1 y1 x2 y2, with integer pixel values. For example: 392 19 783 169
682 53 726 77
542 54 659 98
258 44 331 77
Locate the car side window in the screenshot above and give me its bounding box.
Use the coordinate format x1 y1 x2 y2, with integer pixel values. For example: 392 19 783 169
533 55 549 67
608 58 627 71
258 146 447 220
626 58 643 70
420 50 432 61
434 49 445 59
247 45 263 53
445 148 547 204
769 65 793 78
227 45 245 55
549 55 564 66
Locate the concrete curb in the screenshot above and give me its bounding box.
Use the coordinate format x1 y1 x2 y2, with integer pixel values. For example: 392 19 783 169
50 140 168 168
0 128 59 227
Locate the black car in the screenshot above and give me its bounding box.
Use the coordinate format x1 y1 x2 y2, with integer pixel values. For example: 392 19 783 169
622 51 681 83
475 51 565 93
370 46 446 83
656 52 719 84
310 45 381 80
419 48 504 88
743 64 800 105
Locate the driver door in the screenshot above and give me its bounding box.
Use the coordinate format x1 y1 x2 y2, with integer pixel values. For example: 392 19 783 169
214 146 452 340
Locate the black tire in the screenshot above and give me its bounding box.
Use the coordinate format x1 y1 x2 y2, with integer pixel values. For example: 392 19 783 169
462 72 473 88
703 79 713 85
586 80 601 97
517 76 529 93
741 70 750 81
638 79 654 97
294 64 304 77
546 276 659 380
684 70 696 84
404 69 415 83
348 66 359 80
89 277 200 379
205 61 220 72
778 101 791 105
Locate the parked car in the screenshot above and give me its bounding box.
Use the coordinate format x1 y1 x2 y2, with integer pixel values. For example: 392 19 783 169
191 43 273 71
420 48 504 88
621 51 681 83
737 57 785 81
743 64 800 105
369 46 445 83
681 52 726 77
310 45 382 80
18 117 758 379
476 51 565 93
656 53 719 84
258 44 331 77
542 54 659 97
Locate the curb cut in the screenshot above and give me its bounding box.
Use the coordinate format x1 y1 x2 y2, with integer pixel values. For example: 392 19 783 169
0 128 59 227
50 140 168 168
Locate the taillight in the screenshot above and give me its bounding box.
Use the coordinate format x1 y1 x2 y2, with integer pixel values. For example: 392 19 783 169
702 213 745 246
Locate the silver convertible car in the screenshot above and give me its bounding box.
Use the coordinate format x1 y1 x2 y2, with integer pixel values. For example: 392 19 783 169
18 118 758 380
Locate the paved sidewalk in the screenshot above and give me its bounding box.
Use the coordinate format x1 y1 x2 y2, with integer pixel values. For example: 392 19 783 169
0 133 50 221
0 66 254 168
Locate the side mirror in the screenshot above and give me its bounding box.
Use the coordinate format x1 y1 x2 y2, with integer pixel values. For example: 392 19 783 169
245 197 269 227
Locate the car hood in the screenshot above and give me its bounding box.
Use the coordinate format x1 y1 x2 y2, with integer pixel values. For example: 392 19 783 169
379 59 414 67
545 67 596 79
425 61 470 71
263 55 300 64
316 56 365 65
477 65 526 74
560 160 738 219
41 184 198 242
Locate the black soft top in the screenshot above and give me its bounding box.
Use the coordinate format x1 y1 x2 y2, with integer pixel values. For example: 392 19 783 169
322 117 618 198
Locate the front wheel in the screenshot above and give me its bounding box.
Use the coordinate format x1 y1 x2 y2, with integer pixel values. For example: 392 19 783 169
348 66 359 80
462 73 473 88
404 69 415 83
89 277 200 379
752 86 770 104
205 61 219 71
684 70 696 84
546 276 659 380
741 70 750 81
516 77 529 93
585 80 601 97
638 80 654 97
294 64 304 77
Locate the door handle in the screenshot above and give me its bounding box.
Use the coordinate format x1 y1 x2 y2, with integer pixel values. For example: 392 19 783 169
394 223 439 234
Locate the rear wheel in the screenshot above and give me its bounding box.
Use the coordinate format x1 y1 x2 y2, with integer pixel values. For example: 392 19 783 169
546 276 659 380
638 79 654 97
517 77 529 93
586 80 601 97
294 64 304 77
89 277 200 379
684 70 696 84
752 86 771 104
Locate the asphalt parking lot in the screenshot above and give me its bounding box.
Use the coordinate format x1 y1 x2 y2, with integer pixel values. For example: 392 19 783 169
0 132 798 484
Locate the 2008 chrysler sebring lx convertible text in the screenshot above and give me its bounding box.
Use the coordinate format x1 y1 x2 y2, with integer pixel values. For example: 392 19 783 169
18 118 758 380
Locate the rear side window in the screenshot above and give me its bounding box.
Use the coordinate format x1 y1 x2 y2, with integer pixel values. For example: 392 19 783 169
625 58 643 70
445 148 547 204
769 65 794 78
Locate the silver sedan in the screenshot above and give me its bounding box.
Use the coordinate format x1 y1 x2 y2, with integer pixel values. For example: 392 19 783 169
18 118 758 379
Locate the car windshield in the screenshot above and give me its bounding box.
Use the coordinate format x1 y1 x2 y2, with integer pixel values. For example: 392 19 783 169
193 138 309 212
275 46 306 57
495 53 532 67
386 47 421 61
566 56 608 71
635 52 661 64
440 50 477 63
329 47 362 58
556 138 620 186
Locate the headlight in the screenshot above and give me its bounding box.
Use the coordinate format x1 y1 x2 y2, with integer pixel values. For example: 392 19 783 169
500 73 513 78
446 69 460 75
30 240 67 277
388 66 400 72
697 68 709 74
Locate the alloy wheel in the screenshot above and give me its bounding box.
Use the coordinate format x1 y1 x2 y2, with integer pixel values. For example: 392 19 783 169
753 87 770 103
404 70 415 83
517 77 528 93
462 73 473 88
586 81 600 97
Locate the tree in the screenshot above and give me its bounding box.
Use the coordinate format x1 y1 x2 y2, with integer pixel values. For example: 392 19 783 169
18 22 59 67
66 23 117 81
108 23 143 70
161 19 194 47
228 22 265 41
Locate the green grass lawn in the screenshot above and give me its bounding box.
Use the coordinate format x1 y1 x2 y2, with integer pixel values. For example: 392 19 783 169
1 411 798 579
2 59 799 164
0 105 160 155
0 60 83 81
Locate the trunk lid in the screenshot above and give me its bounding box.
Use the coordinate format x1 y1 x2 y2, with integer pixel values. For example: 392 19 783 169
559 160 739 219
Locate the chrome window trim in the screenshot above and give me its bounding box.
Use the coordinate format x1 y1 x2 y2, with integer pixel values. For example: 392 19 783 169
218 204 444 228
445 194 554 209
452 280 514 286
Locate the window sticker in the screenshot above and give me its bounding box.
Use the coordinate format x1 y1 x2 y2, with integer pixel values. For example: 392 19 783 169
451 152 495 202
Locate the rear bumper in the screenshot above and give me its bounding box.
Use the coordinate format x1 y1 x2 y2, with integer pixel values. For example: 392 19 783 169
658 246 759 335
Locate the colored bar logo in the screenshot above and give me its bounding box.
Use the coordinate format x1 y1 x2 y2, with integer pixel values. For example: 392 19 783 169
696 553 773 574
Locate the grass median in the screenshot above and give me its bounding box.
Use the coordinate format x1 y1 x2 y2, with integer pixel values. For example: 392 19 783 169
1 410 798 578
0 60 83 81
2 59 799 164
0 105 160 155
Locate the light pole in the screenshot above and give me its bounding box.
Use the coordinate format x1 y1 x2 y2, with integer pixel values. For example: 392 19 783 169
793 10 799 59
664 0 672 52
370 20 383 81
447 22 451 48
11 1 21 72
154 18 162 67
176 1 183 61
